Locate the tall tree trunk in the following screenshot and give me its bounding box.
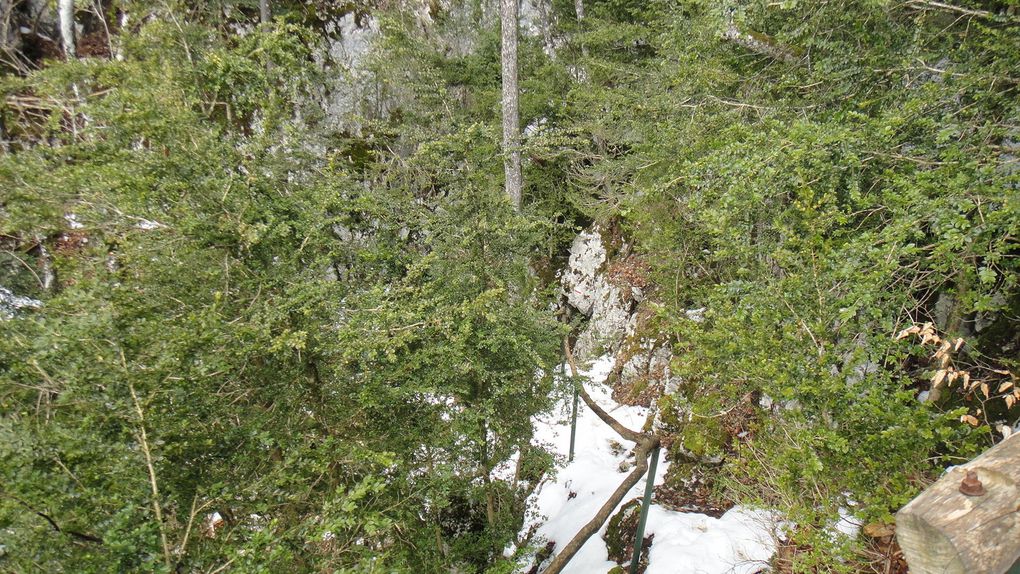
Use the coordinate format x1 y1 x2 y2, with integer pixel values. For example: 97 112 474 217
574 0 588 59
500 0 522 210
58 0 76 59
259 0 271 25
536 0 555 56
114 8 129 61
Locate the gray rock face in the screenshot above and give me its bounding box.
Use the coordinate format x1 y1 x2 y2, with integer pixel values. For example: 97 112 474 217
0 286 41 319
312 13 381 134
310 0 554 133
562 227 637 362
615 339 676 406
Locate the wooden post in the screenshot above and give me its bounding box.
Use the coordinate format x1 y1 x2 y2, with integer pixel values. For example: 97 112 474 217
896 435 1020 574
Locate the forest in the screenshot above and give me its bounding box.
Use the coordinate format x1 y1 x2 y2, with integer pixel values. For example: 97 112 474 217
0 0 1018 572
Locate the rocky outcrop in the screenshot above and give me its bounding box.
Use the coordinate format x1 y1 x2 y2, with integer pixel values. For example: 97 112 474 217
560 226 683 406
561 227 639 362
310 0 556 134
613 339 674 407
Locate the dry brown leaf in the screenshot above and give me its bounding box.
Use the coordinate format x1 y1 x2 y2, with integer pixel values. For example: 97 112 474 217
981 383 990 398
863 522 895 538
895 326 920 340
962 372 971 388
934 341 951 358
960 414 980 426
932 369 948 388
1000 425 1013 439
992 368 1011 375
998 381 1014 393
1007 395 1016 409
953 337 965 351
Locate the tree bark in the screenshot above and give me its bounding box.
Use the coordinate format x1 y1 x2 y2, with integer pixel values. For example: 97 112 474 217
500 0 523 210
259 0 271 25
574 0 585 21
58 0 76 59
536 0 555 56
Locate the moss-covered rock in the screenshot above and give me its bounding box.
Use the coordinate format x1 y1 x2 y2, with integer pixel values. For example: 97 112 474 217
679 415 728 461
603 498 653 573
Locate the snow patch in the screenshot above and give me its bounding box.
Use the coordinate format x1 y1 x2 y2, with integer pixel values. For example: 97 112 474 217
516 355 778 573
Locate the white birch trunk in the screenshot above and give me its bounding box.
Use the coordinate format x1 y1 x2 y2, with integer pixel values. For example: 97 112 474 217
260 0 271 24
58 0 76 59
500 0 522 210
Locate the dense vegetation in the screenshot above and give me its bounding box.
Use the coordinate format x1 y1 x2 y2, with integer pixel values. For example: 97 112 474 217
1 0 1017 572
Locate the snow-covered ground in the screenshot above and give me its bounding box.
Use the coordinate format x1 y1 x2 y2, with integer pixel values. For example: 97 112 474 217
514 356 778 574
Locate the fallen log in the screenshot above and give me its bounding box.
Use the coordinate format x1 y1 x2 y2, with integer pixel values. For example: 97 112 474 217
896 435 1020 574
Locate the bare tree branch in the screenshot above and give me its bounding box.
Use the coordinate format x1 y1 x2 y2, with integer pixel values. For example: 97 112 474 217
1 490 103 544
129 382 173 570
539 338 661 574
564 338 646 443
541 436 659 574
905 0 1013 22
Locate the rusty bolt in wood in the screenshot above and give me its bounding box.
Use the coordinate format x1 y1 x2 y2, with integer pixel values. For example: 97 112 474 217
959 470 986 496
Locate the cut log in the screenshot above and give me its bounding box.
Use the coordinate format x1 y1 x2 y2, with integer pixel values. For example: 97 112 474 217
896 435 1020 574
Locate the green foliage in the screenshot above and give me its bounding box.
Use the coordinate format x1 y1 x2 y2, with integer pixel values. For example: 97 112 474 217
3 0 1018 572
554 0 1019 568
0 9 563 573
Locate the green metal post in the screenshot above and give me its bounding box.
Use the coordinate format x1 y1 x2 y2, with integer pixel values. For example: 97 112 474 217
568 383 579 462
629 445 660 574
1008 558 1020 574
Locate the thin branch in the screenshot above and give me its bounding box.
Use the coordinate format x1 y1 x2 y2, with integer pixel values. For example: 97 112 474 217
129 381 173 570
177 493 213 563
905 0 1012 22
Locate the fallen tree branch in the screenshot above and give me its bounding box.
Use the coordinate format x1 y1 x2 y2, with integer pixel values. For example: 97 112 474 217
905 0 1014 22
540 338 661 574
564 339 646 443
541 434 659 574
